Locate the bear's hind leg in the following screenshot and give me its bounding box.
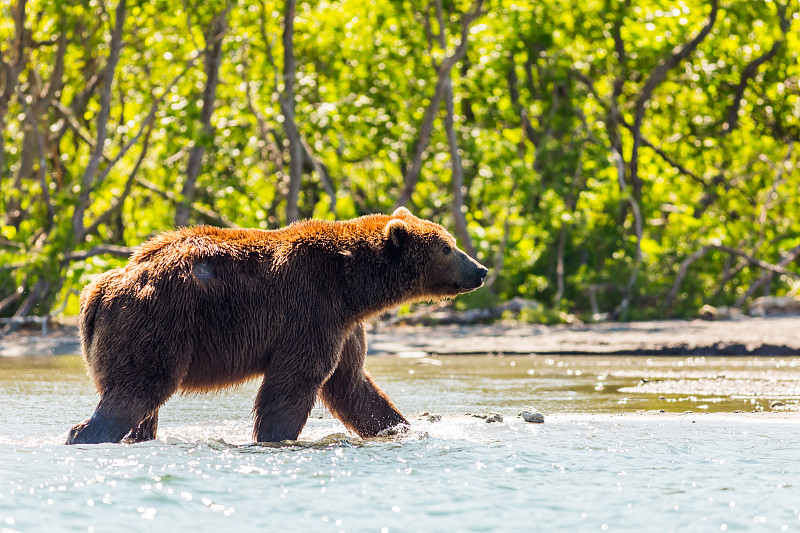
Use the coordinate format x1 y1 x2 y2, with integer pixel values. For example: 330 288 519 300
320 323 409 438
124 409 159 443
67 357 185 445
67 328 191 445
66 397 150 445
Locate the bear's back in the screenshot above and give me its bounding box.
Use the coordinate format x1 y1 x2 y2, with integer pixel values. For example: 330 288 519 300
130 226 276 265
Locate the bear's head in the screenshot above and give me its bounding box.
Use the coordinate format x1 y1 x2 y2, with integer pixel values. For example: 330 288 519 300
384 207 488 300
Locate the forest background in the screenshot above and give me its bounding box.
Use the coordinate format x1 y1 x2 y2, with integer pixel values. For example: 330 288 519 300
1 0 799 325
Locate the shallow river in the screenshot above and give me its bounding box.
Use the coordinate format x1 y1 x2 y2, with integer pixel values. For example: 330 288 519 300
1 354 799 532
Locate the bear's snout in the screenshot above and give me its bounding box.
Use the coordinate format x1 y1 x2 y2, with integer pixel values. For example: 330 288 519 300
465 262 488 291
456 252 488 292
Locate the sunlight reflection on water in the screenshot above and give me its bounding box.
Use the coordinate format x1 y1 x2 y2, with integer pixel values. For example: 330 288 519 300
2 355 800 532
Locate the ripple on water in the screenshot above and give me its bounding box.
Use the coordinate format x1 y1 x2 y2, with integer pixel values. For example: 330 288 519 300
3 355 800 531
2 415 799 532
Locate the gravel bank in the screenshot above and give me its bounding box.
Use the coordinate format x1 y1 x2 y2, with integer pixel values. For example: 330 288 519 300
366 316 800 356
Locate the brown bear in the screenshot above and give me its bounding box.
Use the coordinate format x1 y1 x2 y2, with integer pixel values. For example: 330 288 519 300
66 207 487 444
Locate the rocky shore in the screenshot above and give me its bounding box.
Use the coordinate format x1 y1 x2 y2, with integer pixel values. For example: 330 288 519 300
366 316 800 356
2 315 799 357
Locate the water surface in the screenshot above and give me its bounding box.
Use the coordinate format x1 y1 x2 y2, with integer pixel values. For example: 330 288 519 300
1 355 799 532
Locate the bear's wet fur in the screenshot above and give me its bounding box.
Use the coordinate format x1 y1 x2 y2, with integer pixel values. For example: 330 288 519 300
66 207 487 444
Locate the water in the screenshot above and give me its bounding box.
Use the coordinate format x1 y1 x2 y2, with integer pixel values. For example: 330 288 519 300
2 355 800 532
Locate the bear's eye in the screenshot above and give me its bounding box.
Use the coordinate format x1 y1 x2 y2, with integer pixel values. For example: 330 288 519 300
443 245 452 255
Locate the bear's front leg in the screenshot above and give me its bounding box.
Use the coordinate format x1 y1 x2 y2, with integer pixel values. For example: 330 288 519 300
253 377 318 442
253 344 341 442
320 323 409 437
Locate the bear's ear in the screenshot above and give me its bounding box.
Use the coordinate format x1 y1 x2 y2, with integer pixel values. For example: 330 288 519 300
392 206 413 218
385 218 408 248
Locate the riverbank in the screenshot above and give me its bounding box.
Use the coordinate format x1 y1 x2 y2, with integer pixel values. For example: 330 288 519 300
2 315 800 357
367 315 800 356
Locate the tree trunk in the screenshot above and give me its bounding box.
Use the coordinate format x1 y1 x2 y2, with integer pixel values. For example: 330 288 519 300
176 10 227 227
0 0 28 193
442 75 477 258
395 0 484 209
280 0 303 224
72 0 127 239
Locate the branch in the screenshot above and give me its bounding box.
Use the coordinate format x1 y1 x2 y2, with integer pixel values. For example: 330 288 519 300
710 244 797 276
82 116 157 239
298 134 337 216
245 25 333 209
40 29 68 105
0 258 33 271
135 176 238 228
0 0 28 110
396 0 485 207
6 278 48 325
256 0 281 96
603 15 627 175
51 100 108 156
246 5 290 222
756 142 793 246
507 52 538 145
241 41 284 172
72 0 127 237
436 0 477 258
0 0 29 176
633 0 719 123
723 2 789 134
609 7 627 105
164 141 193 166
666 243 800 310
713 257 747 299
0 241 135 271
612 145 643 317
68 47 204 240
577 68 642 316
629 0 718 198
735 242 800 307
15 85 54 226
0 288 23 315
63 244 134 263
0 288 79 335
665 245 711 310
63 60 104 138
176 9 228 227
0 237 24 248
555 144 586 303
618 117 705 185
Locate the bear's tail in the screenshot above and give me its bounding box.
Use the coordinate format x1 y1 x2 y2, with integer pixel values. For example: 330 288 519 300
78 279 105 357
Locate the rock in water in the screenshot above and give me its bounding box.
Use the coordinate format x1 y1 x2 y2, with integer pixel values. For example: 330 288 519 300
519 407 545 423
485 413 503 423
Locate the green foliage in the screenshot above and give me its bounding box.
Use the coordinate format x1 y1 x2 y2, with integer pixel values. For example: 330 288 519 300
1 0 799 320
